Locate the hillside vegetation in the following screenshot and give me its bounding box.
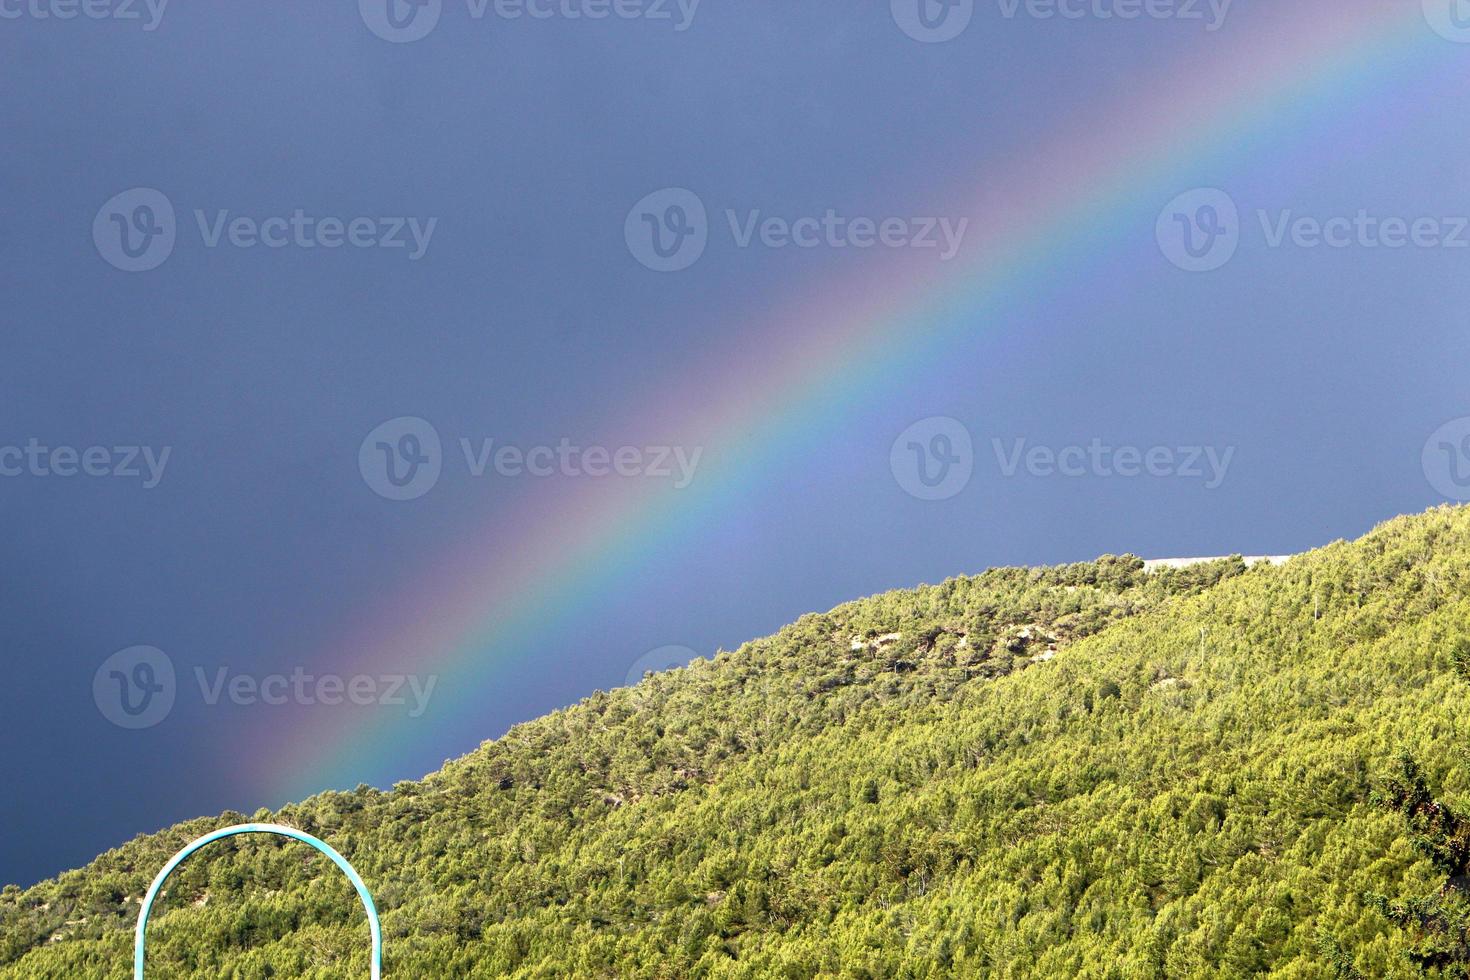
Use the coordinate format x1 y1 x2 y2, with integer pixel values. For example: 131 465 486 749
5 507 1470 977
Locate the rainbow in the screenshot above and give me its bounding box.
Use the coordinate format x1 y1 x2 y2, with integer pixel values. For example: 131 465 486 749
259 1 1455 801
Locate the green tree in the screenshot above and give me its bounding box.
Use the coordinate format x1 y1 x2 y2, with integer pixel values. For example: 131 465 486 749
1369 753 1470 973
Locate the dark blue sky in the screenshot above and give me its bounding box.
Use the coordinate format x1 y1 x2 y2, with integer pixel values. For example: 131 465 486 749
3 1 1469 887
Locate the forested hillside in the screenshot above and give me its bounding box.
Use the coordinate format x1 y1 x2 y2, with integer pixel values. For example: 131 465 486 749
6 507 1470 977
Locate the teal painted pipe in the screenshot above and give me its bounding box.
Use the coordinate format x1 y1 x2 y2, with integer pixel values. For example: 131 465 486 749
133 823 382 978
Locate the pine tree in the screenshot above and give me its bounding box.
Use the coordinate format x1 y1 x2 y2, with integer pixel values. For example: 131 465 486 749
1368 753 1470 973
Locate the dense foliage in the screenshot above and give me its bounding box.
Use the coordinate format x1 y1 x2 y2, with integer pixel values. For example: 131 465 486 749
1366 754 1470 974
4 507 1470 976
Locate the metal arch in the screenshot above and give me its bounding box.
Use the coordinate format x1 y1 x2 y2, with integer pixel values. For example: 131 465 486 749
133 823 382 979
